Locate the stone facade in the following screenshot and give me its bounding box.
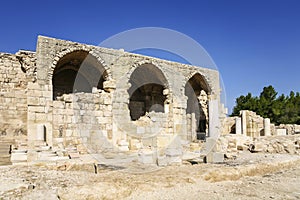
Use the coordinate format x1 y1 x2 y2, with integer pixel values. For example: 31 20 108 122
0 36 223 164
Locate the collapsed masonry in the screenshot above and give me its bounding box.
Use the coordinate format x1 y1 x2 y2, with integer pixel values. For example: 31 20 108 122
218 110 300 159
0 36 224 165
222 110 300 137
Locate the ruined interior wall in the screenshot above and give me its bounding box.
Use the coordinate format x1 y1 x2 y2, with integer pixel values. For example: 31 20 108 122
221 116 237 135
51 92 113 152
0 51 36 137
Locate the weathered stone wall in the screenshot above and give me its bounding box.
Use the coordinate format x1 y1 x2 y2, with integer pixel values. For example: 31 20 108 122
278 124 300 135
0 36 223 165
221 116 237 135
51 92 113 153
0 51 36 137
27 36 221 151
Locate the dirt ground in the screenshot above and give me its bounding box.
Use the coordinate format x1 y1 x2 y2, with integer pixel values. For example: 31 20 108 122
0 152 300 200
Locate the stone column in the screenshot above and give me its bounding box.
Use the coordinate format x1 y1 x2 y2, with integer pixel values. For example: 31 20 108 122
36 124 46 141
241 110 247 135
191 113 196 140
264 118 271 136
208 98 220 138
235 117 242 135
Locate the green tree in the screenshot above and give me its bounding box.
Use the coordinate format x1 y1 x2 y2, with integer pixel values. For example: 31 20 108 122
231 93 258 116
258 85 278 120
231 85 300 125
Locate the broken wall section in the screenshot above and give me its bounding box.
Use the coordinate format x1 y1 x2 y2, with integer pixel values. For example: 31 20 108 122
0 51 36 137
51 91 113 153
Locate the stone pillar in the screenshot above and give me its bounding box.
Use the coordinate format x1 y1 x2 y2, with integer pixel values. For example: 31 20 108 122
241 110 247 135
235 117 242 135
208 99 220 138
36 124 46 141
164 103 169 114
191 113 196 141
264 118 271 136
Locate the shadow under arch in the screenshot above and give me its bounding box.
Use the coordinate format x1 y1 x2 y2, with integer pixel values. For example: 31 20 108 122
52 50 108 100
127 63 169 121
185 72 211 141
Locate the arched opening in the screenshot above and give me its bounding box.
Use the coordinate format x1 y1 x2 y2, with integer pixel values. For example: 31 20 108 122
128 64 168 121
52 50 107 100
185 73 210 140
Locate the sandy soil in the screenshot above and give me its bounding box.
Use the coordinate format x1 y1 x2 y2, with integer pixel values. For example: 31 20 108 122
0 152 300 200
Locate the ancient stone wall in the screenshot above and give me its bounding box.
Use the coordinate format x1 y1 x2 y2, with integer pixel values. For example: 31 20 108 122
51 91 113 153
0 51 35 137
25 36 221 152
278 124 300 135
0 36 223 165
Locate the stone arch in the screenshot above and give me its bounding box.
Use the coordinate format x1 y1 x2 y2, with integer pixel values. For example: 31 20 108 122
184 71 212 94
50 47 112 82
128 60 172 90
51 49 111 100
184 72 211 140
127 61 170 120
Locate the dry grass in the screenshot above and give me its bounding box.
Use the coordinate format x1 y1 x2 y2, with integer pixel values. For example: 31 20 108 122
204 159 300 182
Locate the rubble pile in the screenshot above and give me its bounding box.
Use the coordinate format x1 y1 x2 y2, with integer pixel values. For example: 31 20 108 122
216 134 300 159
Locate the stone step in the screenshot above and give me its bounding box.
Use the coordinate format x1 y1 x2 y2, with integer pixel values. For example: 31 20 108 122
0 161 12 166
11 152 27 163
0 141 14 145
0 146 12 150
0 148 11 152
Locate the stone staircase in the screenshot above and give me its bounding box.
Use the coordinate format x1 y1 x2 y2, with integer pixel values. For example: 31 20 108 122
0 139 13 166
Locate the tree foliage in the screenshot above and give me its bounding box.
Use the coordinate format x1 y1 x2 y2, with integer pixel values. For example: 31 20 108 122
231 85 300 125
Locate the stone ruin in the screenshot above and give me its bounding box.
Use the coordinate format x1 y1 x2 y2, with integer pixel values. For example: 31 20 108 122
219 110 300 159
0 36 224 165
222 110 300 137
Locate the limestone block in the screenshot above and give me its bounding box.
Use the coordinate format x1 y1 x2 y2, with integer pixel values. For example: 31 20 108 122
35 113 47 121
26 150 38 162
42 91 52 98
249 142 264 152
264 118 271 136
129 139 141 150
11 150 27 163
53 101 65 109
167 155 182 165
97 117 110 123
205 137 217 153
103 80 116 92
104 97 111 105
119 146 129 151
28 112 36 121
36 124 45 141
165 148 182 157
94 110 103 117
39 97 46 105
157 155 168 166
68 152 80 159
103 111 112 117
65 130 73 137
235 117 242 134
157 135 172 148
276 129 287 136
138 149 154 164
80 130 90 137
28 106 45 113
205 152 224 163
28 97 39 105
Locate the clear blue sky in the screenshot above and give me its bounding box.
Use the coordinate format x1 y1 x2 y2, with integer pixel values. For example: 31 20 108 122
1 0 299 113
